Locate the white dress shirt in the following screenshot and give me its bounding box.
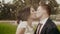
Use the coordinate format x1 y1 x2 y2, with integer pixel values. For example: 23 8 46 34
39 17 49 34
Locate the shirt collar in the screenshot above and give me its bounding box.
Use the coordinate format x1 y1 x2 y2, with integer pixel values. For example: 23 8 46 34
39 17 49 24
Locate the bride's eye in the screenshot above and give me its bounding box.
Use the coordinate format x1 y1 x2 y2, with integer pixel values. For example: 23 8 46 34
31 9 35 12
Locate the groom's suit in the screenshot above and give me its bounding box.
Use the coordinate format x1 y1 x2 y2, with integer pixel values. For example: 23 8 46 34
34 18 60 34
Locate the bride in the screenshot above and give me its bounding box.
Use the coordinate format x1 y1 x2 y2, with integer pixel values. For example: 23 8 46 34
16 6 38 34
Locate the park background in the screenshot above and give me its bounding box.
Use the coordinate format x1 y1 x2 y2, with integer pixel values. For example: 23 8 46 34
0 0 60 34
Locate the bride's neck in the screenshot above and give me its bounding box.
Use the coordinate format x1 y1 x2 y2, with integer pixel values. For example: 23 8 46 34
27 18 33 27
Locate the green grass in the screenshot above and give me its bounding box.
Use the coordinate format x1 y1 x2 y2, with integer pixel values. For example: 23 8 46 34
0 22 17 34
57 25 60 31
0 22 60 34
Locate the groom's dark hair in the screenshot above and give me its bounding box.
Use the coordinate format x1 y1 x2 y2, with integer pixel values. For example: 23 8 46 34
39 3 51 16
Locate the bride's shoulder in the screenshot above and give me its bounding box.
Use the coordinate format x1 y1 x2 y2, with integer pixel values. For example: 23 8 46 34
17 21 28 28
19 21 27 26
21 21 27 24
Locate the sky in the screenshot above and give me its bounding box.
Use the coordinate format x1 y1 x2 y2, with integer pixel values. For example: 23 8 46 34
0 0 60 4
56 0 60 4
0 0 13 4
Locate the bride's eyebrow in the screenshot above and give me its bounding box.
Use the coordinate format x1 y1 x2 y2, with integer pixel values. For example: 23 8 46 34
32 6 38 11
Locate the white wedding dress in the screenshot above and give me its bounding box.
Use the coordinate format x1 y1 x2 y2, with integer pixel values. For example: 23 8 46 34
16 21 38 34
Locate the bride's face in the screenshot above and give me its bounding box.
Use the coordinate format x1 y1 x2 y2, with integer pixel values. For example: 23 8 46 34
30 7 37 19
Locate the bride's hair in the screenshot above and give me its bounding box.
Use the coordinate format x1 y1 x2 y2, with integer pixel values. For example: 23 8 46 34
17 6 31 24
18 6 31 21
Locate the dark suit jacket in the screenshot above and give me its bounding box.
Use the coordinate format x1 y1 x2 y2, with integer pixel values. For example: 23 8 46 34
34 18 60 34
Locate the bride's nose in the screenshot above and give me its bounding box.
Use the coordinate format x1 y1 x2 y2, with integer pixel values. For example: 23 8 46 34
33 11 37 14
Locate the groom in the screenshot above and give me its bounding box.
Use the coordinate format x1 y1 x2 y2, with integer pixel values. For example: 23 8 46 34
34 3 60 34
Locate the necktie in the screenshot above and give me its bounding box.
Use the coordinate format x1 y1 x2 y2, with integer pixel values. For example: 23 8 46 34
36 23 42 34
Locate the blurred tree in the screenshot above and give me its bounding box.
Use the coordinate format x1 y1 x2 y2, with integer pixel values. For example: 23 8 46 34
0 0 58 20
13 0 58 21
0 2 16 20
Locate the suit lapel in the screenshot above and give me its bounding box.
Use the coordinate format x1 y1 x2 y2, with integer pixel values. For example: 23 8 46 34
40 18 51 34
34 18 51 34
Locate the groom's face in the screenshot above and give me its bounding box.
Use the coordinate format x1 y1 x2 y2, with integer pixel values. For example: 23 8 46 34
36 6 47 18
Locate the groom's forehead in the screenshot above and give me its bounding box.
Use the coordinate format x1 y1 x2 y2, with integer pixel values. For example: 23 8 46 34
37 6 44 10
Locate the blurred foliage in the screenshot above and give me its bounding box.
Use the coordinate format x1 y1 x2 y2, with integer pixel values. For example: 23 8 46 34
0 2 17 20
0 0 59 20
13 0 59 20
